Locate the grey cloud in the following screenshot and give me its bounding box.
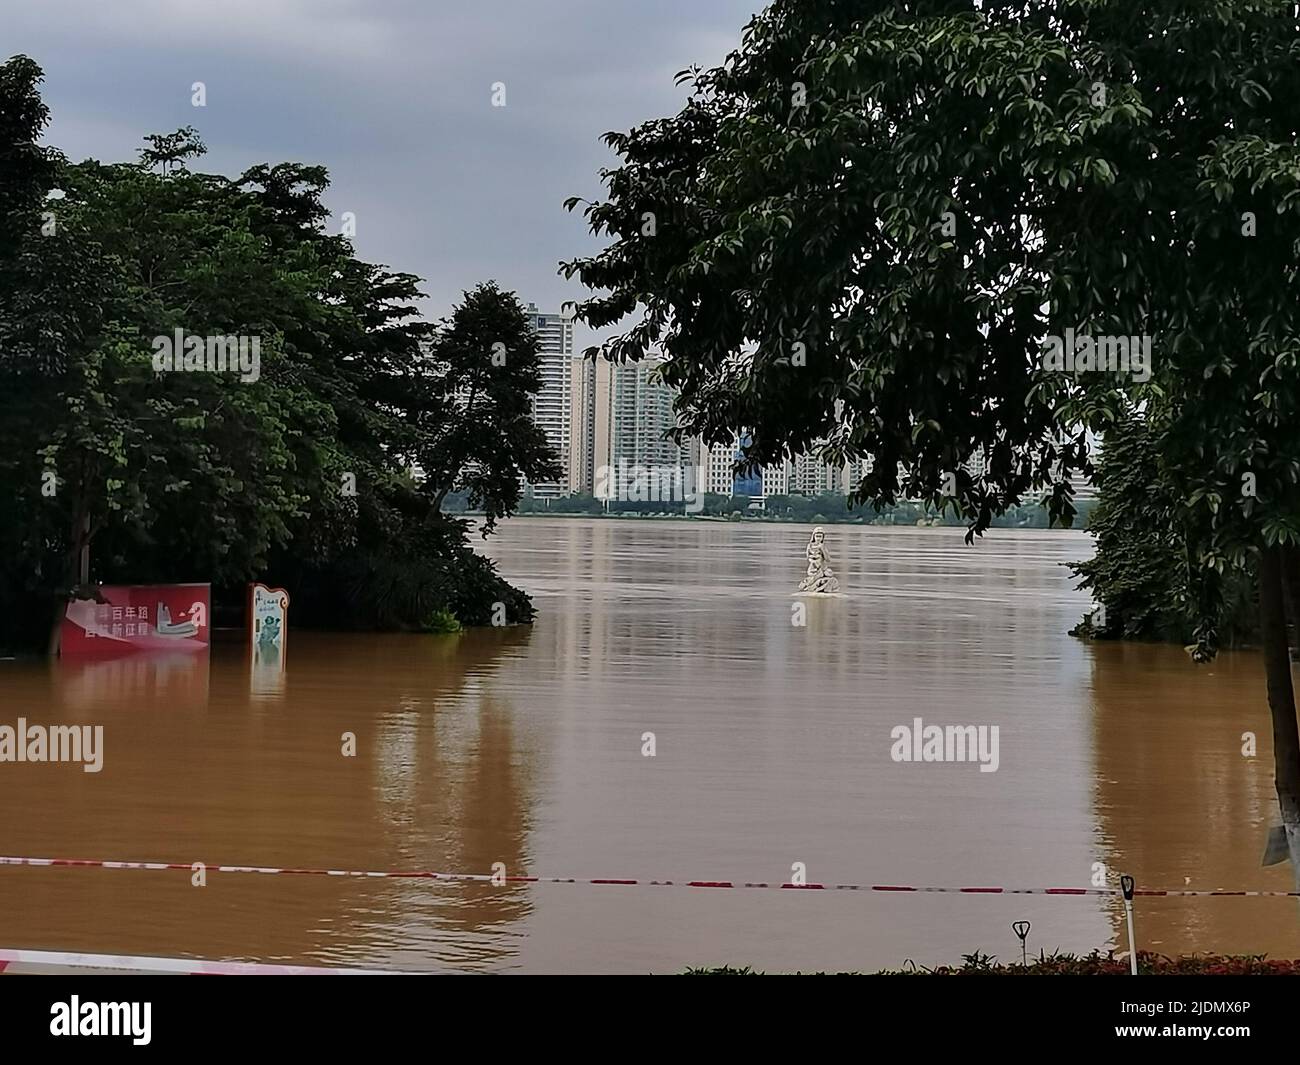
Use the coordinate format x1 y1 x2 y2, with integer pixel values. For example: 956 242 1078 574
11 0 761 348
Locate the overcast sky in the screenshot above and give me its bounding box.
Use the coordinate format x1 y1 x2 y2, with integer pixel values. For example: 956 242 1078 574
10 0 761 347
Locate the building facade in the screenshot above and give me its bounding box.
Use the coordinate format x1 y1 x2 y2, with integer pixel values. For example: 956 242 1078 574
522 303 577 499
517 315 918 506
610 360 683 471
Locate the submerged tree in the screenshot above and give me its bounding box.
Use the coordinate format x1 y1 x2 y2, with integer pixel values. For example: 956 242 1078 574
0 55 543 644
418 282 563 534
563 2 1300 879
1069 413 1259 649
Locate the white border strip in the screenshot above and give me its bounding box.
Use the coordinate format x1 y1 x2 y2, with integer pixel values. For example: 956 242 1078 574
0 947 391 975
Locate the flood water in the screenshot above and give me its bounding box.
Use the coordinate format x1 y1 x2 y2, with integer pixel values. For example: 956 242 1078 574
1 518 1297 973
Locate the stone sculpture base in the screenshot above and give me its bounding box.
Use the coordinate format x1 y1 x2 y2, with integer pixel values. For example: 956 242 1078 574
796 575 841 594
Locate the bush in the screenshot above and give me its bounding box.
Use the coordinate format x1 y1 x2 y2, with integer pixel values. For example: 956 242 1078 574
420 608 463 635
275 526 534 632
1068 416 1257 650
684 951 1300 975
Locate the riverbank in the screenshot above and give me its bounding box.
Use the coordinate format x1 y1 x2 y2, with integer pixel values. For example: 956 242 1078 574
686 952 1300 975
465 507 1097 530
443 489 1098 529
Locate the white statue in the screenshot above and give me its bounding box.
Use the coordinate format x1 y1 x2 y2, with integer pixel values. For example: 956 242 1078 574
797 526 840 594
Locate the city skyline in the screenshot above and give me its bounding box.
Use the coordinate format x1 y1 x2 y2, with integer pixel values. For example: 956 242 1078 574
518 302 1098 505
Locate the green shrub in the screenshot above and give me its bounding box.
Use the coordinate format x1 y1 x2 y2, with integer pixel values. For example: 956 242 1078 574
277 527 534 632
420 608 462 634
684 951 1300 975
1068 416 1257 651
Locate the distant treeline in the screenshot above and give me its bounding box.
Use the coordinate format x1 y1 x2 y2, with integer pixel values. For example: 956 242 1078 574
446 490 1097 529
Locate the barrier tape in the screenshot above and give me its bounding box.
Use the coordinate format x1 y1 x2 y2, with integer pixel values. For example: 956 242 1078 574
2 855 1299 897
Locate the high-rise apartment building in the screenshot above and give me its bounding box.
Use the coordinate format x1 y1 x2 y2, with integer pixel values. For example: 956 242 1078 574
690 434 767 498
522 303 577 499
519 321 898 505
610 359 683 471
762 463 788 497
572 356 613 496
525 336 690 500
696 438 736 496
760 451 872 498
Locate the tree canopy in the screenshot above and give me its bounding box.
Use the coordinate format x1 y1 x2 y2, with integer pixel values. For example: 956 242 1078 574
0 55 556 645
417 282 563 534
563 0 1300 877
564 0 1300 566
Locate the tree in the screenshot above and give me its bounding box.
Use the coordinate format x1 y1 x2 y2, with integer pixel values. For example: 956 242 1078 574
0 58 539 645
1069 413 1258 648
11 140 348 648
417 283 563 534
139 126 205 175
563 2 1300 880
0 54 123 645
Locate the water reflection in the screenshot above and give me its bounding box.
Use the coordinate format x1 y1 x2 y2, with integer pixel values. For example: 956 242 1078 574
2 520 1296 971
1088 640 1300 958
0 627 538 971
52 651 210 712
481 521 1109 972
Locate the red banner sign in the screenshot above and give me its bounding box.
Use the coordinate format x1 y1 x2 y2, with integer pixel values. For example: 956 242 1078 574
60 584 210 657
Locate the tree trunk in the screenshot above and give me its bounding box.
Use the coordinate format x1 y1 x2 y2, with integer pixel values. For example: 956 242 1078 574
1283 546 1300 660
47 508 90 657
46 601 66 657
431 484 451 515
1258 546 1300 889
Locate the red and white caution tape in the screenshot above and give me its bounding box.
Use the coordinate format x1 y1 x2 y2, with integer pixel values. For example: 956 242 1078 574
2 854 1298 897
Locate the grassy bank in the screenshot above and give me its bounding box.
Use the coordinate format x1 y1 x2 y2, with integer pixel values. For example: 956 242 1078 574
686 951 1300 975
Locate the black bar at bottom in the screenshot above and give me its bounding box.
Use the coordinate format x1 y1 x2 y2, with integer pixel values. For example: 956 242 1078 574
0 971 1291 1050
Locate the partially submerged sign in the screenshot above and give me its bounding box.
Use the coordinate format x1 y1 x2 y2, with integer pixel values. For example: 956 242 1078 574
248 583 289 677
61 585 210 657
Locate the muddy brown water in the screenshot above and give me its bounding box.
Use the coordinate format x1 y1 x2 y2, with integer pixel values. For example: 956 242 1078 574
0 518 1296 972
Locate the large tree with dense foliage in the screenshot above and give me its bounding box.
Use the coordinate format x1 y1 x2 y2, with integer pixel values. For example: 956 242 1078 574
0 55 549 645
563 1 1300 879
417 282 563 534
1069 413 1259 648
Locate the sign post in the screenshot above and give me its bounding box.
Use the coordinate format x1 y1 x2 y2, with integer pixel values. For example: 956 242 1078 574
1120 874 1138 975
248 583 290 692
